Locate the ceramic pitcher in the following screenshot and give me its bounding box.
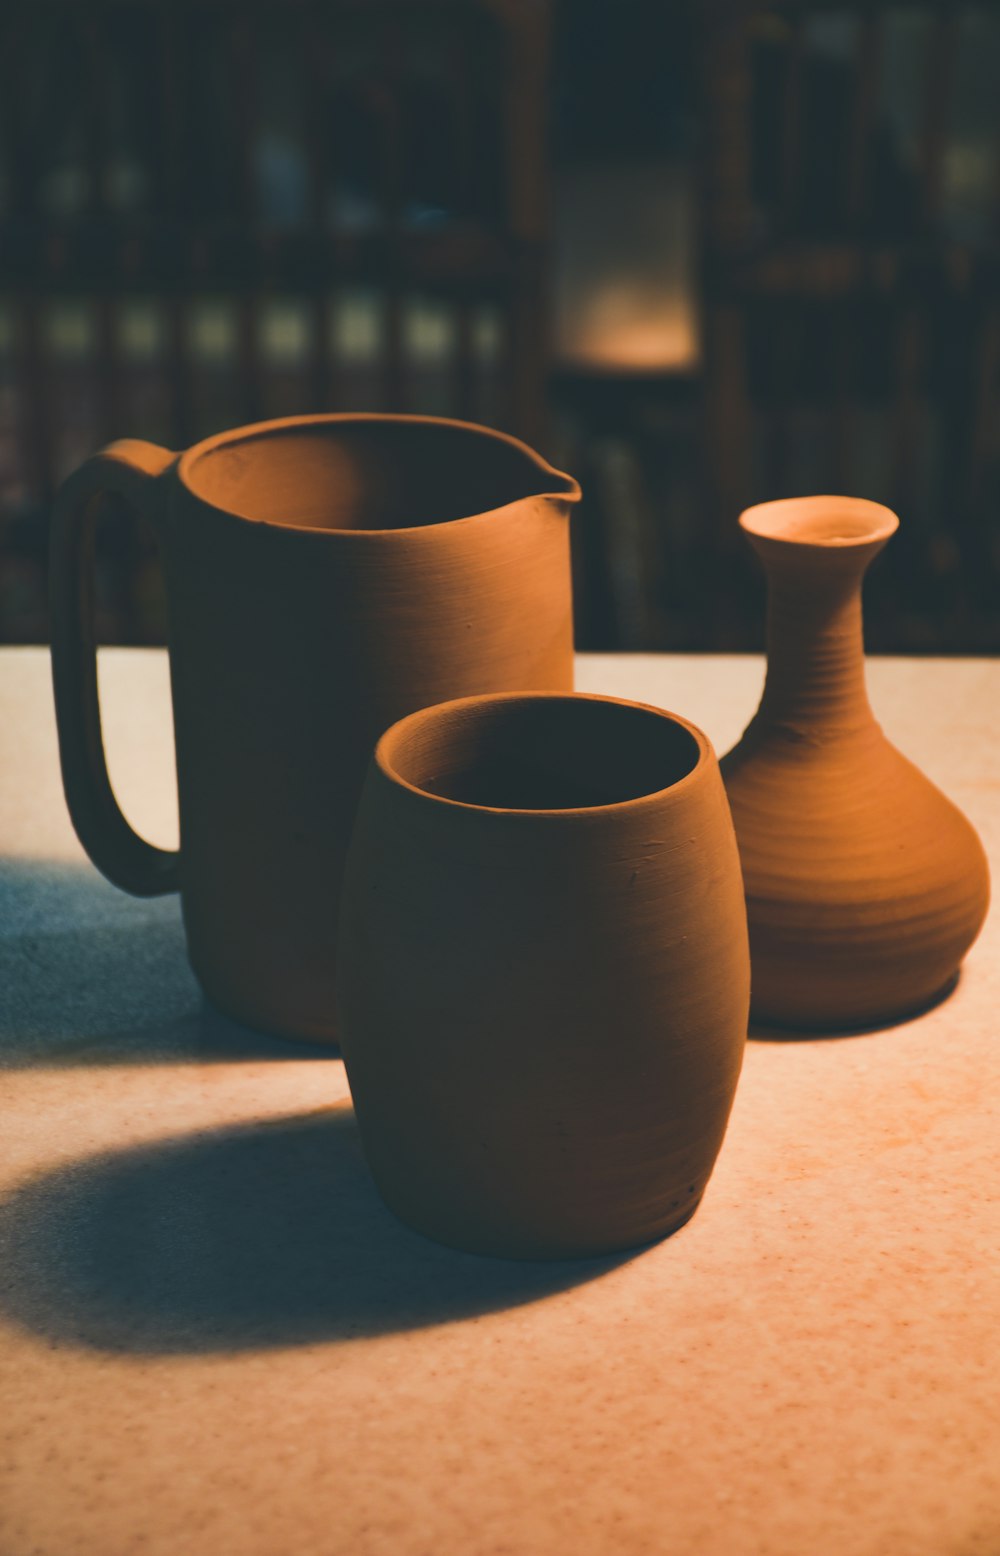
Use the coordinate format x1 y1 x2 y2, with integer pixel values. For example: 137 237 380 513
50 414 580 1040
338 691 749 1258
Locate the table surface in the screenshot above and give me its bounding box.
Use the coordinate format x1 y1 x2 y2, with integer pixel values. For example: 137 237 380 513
1 647 998 1556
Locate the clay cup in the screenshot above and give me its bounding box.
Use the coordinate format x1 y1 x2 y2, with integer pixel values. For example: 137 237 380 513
337 691 750 1259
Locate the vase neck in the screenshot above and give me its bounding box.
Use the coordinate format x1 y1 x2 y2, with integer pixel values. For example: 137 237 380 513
757 552 875 732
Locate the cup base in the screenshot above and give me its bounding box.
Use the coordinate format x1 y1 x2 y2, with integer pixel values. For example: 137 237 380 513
374 1186 708 1263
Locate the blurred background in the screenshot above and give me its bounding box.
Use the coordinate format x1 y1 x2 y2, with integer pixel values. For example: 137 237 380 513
2 0 999 652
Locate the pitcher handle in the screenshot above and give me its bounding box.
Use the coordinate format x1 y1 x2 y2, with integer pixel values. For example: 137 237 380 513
50 439 181 897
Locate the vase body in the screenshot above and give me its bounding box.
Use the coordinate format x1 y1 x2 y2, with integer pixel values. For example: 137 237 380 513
721 496 990 1031
337 691 750 1259
50 414 579 1041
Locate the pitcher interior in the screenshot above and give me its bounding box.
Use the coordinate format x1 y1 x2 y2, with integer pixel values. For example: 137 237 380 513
384 697 702 812
184 419 573 531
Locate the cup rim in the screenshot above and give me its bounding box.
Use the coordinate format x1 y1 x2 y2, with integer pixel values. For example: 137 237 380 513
739 494 899 549
176 412 581 534
374 691 714 818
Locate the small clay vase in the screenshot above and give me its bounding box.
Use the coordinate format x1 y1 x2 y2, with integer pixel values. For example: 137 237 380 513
49 415 580 1041
721 495 990 1031
337 691 750 1259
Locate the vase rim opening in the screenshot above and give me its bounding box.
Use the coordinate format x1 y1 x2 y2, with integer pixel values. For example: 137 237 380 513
375 692 712 818
739 495 899 549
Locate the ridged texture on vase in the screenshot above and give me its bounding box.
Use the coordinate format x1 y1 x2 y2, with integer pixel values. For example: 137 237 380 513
337 692 750 1260
722 496 990 1031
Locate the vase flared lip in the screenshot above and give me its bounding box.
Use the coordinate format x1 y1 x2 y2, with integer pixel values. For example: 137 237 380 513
176 411 581 534
739 494 899 549
374 691 714 819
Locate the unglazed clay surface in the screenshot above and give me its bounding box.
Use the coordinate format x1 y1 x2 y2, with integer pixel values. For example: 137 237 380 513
3 649 1000 1556
49 415 580 1041
722 497 990 1030
337 692 750 1259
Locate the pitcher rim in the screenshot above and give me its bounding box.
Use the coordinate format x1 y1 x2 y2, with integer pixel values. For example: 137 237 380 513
176 412 581 534
374 691 715 820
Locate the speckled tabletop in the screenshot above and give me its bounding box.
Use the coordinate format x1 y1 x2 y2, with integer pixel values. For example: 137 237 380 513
1 648 998 1556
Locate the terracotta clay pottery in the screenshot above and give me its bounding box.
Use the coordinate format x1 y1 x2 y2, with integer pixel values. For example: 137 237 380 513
721 495 990 1031
336 691 750 1259
49 414 580 1041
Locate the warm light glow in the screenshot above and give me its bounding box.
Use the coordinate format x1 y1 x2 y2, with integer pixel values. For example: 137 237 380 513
553 161 701 373
561 285 699 372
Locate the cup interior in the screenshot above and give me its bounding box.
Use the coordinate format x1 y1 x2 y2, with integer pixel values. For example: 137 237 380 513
382 696 703 812
183 418 576 532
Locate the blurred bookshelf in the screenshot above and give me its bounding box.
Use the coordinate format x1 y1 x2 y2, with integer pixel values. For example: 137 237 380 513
554 0 1000 654
2 0 1000 653
0 0 550 643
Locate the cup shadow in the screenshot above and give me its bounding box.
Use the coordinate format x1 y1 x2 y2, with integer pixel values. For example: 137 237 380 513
0 858 331 1066
0 1104 631 1355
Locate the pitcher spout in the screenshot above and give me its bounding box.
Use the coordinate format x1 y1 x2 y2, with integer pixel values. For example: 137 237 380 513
539 465 582 509
531 455 582 509
484 425 581 512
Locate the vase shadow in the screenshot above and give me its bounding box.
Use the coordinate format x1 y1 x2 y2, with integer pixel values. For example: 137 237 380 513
0 1105 632 1355
0 858 333 1066
748 971 962 1042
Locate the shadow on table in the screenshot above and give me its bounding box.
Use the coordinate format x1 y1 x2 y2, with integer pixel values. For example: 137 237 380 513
0 858 332 1066
0 1104 631 1353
